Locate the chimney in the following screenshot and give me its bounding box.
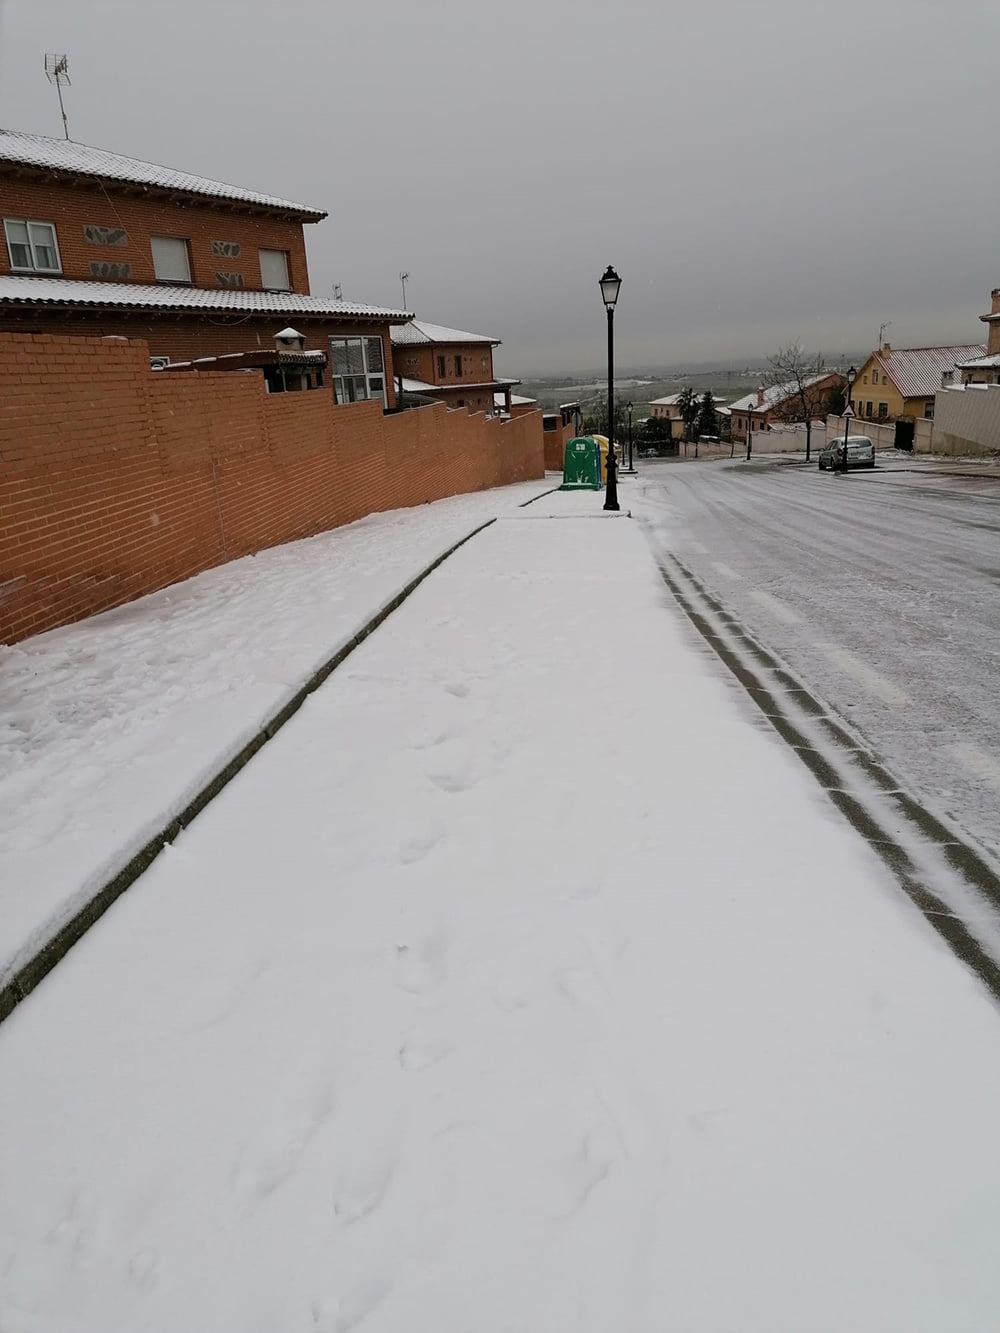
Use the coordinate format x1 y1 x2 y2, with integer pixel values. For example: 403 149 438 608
881 341 891 356
756 385 765 407
991 288 1000 316
274 326 306 354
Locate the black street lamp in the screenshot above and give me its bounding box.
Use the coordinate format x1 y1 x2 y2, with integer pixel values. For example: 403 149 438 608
621 399 636 475
599 265 621 511
841 365 857 473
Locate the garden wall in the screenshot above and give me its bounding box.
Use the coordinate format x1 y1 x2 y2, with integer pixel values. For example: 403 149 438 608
0 332 544 643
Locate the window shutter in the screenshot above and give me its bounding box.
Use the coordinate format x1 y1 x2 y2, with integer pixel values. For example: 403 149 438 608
259 249 290 290
151 236 191 283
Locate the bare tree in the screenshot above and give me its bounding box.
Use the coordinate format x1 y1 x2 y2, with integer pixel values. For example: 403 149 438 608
762 344 836 462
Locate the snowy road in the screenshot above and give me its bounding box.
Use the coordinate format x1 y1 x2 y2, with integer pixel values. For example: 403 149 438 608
636 457 1000 865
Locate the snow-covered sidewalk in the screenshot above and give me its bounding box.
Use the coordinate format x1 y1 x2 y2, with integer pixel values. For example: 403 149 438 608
0 479 552 992
3 489 1000 1332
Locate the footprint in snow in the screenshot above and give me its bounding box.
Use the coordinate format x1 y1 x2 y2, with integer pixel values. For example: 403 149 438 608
397 821 444 864
398 1033 454 1071
394 935 447 993
334 1155 396 1226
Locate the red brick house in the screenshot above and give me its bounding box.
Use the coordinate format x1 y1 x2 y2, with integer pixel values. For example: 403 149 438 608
0 129 409 406
390 319 520 414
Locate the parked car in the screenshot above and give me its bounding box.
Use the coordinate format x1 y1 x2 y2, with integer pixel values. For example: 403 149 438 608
817 435 876 470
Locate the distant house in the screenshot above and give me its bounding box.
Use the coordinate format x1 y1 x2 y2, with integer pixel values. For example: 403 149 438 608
0 128 410 406
851 342 985 422
390 319 519 414
648 391 725 439
729 373 844 440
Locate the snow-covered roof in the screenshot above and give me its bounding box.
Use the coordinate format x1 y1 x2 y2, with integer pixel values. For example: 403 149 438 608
493 392 536 407
648 391 724 407
0 275 411 321
953 351 1000 370
729 374 834 414
391 319 500 346
0 128 326 220
873 345 986 398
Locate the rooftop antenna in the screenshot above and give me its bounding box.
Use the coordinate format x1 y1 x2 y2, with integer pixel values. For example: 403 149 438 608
44 54 71 140
400 271 409 309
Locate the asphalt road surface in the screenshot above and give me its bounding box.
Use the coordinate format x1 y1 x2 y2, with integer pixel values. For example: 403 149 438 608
636 456 1000 867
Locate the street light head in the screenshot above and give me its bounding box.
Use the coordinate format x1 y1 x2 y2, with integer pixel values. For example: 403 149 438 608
627 400 633 412
599 265 622 309
846 365 857 386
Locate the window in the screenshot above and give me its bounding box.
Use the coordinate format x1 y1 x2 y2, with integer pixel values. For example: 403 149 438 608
865 401 873 417
329 335 386 407
259 248 290 291
862 374 868 385
151 235 191 284
924 400 935 419
437 355 446 377
4 218 61 273
878 402 888 418
454 355 462 376
872 370 879 385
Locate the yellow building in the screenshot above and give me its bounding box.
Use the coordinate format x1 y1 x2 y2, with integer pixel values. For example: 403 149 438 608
852 342 984 422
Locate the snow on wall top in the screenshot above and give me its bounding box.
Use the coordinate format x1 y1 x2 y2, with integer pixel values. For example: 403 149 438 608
0 275 411 321
0 129 327 220
391 319 499 347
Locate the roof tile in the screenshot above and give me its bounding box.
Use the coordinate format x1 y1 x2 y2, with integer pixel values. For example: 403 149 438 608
0 128 325 219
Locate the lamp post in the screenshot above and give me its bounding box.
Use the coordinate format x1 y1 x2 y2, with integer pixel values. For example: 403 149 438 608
841 365 857 473
621 399 635 474
599 265 621 511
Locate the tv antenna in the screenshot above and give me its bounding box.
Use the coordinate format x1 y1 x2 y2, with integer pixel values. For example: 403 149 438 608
45 54 72 140
400 271 409 309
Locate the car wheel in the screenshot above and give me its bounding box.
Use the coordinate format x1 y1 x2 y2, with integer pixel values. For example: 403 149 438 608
818 459 824 470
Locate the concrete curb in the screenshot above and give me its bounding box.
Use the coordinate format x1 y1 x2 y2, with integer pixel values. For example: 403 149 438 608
0 518 498 1026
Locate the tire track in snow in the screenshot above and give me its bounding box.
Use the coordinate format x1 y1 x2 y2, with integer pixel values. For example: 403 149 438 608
652 550 1000 1004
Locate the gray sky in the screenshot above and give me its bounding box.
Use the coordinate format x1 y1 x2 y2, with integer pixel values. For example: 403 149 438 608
1 0 997 377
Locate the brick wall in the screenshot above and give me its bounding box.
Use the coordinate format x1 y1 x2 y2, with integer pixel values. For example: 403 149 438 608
543 421 575 471
0 332 545 643
1 175 311 292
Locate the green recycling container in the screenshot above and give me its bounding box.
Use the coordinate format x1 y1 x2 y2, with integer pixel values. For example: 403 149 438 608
560 436 601 490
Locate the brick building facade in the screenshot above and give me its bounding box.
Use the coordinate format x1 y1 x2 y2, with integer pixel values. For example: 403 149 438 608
391 319 519 414
0 129 409 405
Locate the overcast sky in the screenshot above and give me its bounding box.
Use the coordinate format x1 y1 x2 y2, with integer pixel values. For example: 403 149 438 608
1 0 996 377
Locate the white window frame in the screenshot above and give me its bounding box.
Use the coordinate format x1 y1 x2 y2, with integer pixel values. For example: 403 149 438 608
151 235 192 284
329 335 387 408
4 218 62 273
259 248 290 291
